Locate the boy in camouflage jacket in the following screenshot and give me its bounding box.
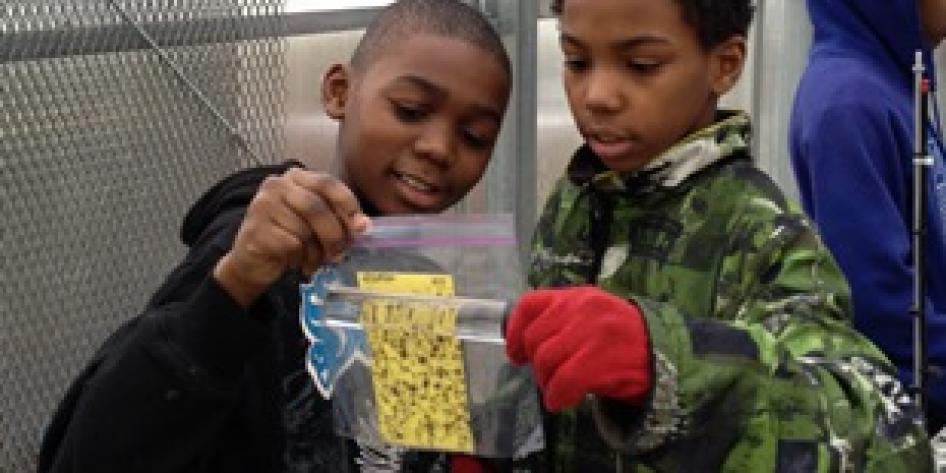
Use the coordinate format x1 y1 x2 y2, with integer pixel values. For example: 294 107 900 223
502 0 934 471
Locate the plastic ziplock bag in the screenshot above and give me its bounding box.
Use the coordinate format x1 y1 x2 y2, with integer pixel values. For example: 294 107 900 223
301 213 544 459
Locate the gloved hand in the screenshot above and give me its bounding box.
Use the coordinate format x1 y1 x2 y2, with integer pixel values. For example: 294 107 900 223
450 454 494 473
505 286 652 411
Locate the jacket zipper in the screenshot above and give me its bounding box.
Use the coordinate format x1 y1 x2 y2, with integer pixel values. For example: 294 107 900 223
588 187 613 284
588 186 629 473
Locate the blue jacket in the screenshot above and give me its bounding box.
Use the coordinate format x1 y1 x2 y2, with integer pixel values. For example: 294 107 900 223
790 0 946 431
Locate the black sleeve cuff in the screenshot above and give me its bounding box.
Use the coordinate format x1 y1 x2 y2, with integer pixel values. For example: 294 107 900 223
170 276 273 383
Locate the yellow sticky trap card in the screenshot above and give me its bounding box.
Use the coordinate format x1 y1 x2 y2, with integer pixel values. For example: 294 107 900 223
357 272 475 453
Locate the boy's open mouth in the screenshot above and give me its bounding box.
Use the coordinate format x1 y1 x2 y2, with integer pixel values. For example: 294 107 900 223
394 171 439 194
392 171 445 210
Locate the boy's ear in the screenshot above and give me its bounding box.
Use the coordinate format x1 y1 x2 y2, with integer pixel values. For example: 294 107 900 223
709 36 747 97
322 63 351 120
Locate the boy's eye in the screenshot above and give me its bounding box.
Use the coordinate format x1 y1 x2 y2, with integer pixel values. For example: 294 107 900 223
626 60 661 74
563 57 589 72
392 101 428 122
461 128 493 150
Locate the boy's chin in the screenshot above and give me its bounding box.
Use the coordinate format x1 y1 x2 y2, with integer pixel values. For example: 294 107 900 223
389 182 454 214
593 152 653 174
586 140 655 173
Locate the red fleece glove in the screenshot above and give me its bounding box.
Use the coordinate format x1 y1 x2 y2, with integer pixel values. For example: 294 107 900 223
450 455 494 473
505 286 652 411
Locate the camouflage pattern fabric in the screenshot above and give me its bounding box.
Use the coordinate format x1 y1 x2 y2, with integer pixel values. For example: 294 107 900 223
529 112 933 472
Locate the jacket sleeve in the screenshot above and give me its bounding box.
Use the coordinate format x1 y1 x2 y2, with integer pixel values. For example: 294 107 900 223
792 101 946 424
590 202 933 471
38 225 274 473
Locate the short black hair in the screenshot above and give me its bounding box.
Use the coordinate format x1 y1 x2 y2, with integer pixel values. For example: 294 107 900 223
551 0 754 50
351 0 512 77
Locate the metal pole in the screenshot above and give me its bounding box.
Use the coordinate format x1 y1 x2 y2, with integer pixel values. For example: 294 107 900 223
911 49 931 418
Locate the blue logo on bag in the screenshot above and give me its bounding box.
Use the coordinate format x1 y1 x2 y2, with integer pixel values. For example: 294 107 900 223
301 267 369 399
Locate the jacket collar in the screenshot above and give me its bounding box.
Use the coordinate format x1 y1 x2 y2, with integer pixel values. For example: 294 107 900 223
567 111 751 194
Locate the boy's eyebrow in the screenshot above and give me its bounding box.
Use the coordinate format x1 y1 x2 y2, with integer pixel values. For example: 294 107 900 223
560 32 671 49
392 74 503 123
393 74 444 98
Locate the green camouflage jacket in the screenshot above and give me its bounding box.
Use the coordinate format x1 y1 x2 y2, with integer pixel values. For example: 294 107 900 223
528 112 932 472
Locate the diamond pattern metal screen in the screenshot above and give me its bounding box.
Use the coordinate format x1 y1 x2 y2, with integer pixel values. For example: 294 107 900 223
1 2 285 470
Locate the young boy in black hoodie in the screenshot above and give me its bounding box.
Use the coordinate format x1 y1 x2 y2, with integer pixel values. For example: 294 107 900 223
38 1 511 472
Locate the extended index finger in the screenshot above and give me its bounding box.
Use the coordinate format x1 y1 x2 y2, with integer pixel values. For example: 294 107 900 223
285 168 370 237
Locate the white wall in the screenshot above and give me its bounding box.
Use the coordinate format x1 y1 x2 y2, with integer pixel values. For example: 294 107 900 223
751 0 812 201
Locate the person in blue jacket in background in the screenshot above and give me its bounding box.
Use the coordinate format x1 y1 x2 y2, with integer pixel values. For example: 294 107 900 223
790 0 946 433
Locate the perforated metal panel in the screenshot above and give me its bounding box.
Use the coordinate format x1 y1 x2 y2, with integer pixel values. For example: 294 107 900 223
0 2 285 470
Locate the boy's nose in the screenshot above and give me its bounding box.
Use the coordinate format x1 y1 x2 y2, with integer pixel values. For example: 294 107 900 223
584 69 624 115
413 121 455 166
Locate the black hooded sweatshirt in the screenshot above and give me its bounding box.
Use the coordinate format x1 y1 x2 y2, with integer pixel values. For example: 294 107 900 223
38 162 356 473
